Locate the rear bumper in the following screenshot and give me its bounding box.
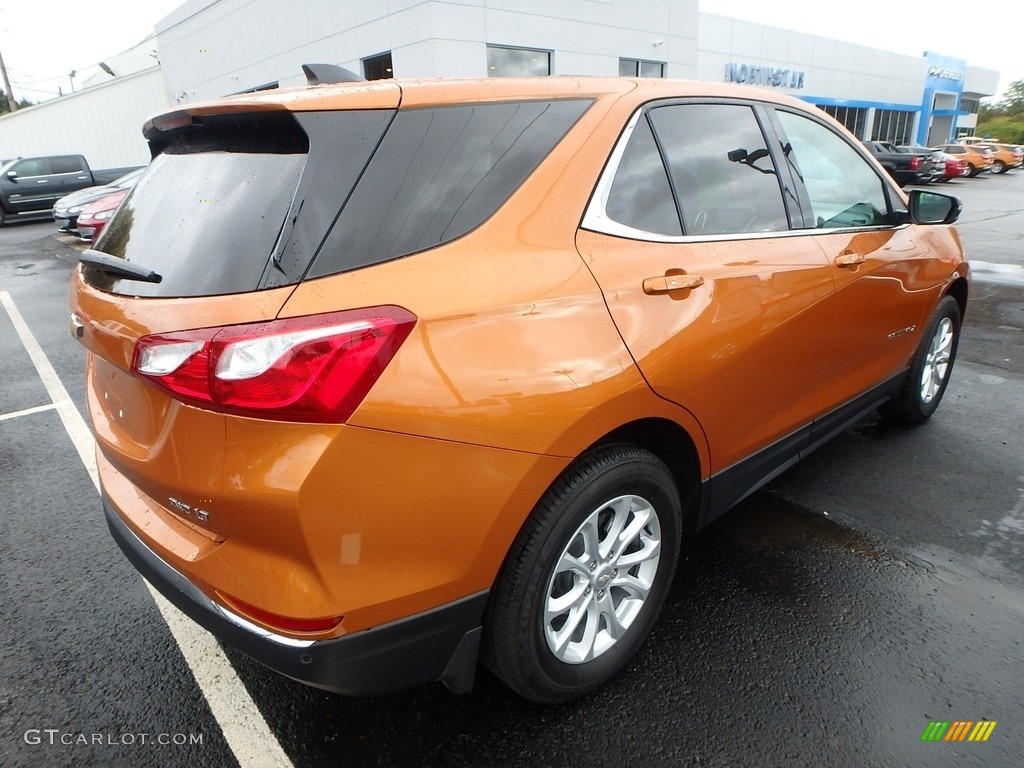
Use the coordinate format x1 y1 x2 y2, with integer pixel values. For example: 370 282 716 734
105 497 488 696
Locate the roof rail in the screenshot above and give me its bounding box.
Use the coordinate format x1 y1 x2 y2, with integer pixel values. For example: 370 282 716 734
301 63 365 86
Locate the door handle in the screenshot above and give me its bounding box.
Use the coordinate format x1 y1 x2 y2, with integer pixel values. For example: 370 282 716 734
36 179 49 184
835 251 865 267
643 274 704 294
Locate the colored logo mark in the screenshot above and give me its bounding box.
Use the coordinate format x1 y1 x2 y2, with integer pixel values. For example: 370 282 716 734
921 721 997 742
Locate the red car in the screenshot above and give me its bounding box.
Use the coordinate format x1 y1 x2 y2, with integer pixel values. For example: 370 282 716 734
77 189 129 242
935 151 970 181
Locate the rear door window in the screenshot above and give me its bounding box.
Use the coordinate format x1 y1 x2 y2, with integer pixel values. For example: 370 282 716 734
604 114 682 236
647 103 790 236
51 156 85 174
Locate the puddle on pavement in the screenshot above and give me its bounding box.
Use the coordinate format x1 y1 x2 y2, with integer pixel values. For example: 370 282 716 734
681 488 931 602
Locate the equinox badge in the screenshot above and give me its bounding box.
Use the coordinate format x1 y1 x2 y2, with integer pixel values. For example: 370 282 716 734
168 497 209 523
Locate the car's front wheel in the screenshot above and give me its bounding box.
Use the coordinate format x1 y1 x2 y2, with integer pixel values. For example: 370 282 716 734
993 160 1006 174
881 295 961 424
483 444 682 703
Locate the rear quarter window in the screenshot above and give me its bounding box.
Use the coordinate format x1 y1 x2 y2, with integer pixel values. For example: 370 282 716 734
307 98 591 279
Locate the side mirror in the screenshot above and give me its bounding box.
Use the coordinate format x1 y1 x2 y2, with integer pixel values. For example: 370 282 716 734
5 170 17 181
907 189 961 225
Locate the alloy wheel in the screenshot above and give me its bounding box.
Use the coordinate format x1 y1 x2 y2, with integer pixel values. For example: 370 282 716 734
543 494 662 664
920 317 953 404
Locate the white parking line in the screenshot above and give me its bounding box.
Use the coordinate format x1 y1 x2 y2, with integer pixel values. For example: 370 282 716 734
0 402 61 422
0 291 294 768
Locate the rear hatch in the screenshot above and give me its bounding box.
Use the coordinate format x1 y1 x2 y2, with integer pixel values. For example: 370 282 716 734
72 86 401 548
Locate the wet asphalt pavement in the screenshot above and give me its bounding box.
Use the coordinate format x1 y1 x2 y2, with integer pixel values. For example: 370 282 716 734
1 172 1023 768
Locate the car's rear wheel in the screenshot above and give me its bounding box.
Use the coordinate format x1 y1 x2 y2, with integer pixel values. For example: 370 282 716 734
483 444 682 703
880 295 960 424
992 160 1006 174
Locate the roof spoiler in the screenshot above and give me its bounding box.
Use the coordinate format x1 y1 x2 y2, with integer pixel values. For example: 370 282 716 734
301 63 365 86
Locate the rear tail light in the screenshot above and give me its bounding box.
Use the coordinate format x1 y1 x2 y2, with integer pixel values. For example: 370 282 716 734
909 156 919 171
132 306 416 422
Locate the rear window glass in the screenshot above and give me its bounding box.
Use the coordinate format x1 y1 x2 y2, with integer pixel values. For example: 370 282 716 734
51 156 85 174
307 99 591 279
86 113 308 298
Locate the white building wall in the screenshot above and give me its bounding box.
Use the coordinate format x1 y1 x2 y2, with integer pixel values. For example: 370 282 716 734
697 13 925 107
964 66 999 97
0 68 169 168
154 0 698 101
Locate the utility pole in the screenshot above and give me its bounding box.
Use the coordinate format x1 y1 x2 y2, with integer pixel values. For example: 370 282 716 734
0 46 17 111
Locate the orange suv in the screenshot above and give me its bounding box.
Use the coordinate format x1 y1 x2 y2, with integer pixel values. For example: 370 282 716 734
973 143 1022 173
936 143 994 176
70 67 968 703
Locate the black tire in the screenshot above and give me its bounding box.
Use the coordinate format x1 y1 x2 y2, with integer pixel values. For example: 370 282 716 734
880 295 961 425
0 206 6 227
483 444 682 703
993 160 1006 174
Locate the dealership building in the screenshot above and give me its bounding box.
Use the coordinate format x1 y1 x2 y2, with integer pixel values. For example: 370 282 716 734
0 0 1001 167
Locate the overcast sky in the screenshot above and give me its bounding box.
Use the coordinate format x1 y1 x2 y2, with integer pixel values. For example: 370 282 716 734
0 1 181 102
0 0 1019 105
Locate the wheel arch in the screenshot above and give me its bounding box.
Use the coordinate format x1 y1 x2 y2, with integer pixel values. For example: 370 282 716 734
945 274 968 322
593 418 703 537
476 414 707 599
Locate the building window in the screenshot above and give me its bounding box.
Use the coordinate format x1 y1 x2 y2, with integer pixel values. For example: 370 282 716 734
232 81 279 95
871 109 915 145
960 98 980 115
487 45 551 77
816 105 867 139
363 52 393 81
619 58 665 78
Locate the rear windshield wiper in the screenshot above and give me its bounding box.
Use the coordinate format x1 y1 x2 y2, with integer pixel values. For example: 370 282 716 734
79 249 162 284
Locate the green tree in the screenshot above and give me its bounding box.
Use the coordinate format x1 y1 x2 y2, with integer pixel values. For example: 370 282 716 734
974 116 1024 144
0 93 33 114
998 79 1024 116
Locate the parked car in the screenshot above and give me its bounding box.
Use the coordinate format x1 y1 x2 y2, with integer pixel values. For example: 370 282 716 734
53 167 146 234
896 144 947 182
973 143 1022 173
861 140 935 185
0 155 140 226
76 189 129 242
70 71 967 704
935 151 971 181
935 144 994 176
